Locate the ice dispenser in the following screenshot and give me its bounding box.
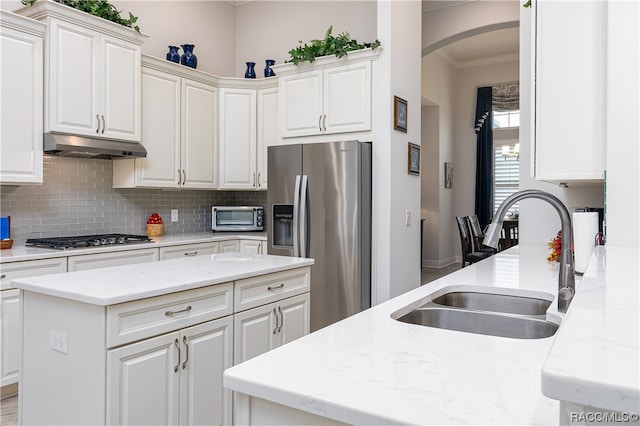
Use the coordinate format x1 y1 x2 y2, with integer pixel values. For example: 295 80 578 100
272 204 293 248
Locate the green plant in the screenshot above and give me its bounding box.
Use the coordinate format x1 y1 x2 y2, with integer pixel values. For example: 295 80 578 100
523 0 531 7
287 26 381 65
21 0 140 32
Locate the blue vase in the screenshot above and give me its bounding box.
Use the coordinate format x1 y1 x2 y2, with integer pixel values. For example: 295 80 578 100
264 59 276 77
166 45 180 63
245 62 256 79
180 44 197 69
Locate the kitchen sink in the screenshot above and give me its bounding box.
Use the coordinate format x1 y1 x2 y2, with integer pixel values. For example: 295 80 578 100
431 291 552 316
396 307 559 339
393 287 560 339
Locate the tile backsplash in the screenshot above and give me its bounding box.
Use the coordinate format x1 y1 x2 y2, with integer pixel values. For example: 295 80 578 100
0 156 267 245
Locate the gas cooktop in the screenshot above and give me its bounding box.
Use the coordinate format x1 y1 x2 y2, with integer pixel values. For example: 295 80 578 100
26 234 153 250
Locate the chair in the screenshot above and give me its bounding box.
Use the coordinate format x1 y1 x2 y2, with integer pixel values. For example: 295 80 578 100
456 216 494 268
466 214 498 253
501 219 519 249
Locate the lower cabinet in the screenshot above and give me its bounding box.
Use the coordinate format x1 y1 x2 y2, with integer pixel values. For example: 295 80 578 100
220 239 240 253
0 289 20 388
234 292 310 364
239 239 264 255
67 248 159 271
107 316 233 425
159 241 220 260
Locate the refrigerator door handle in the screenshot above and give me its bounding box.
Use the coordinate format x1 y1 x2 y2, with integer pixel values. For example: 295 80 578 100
293 175 301 257
300 175 308 258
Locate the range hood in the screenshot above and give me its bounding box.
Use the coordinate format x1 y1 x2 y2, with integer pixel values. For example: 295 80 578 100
44 133 147 159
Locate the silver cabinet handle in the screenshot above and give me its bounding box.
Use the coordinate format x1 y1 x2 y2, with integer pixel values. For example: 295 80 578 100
253 172 256 188
267 283 284 291
100 115 105 134
277 306 283 333
184 251 198 256
96 114 101 134
293 175 301 257
177 169 182 186
322 114 327 132
165 305 192 316
272 307 278 335
182 336 189 370
257 172 261 188
182 169 186 186
300 175 308 258
0 274 6 279
174 338 180 372
318 115 322 132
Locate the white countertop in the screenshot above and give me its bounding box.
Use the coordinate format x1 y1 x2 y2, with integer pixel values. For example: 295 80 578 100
542 246 640 413
0 232 266 263
11 252 312 305
224 244 565 425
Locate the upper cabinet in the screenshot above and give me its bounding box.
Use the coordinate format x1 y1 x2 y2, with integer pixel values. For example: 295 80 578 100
532 0 606 186
218 83 278 190
17 0 147 142
113 56 218 190
278 49 377 139
0 11 46 185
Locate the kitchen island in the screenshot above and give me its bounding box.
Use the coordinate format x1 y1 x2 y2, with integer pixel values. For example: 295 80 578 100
12 252 313 425
224 244 639 425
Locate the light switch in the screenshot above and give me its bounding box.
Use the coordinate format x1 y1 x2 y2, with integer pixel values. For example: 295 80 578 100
171 209 178 222
405 210 411 226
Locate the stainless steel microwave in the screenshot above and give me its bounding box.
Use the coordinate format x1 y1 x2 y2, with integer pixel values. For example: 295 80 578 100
211 206 264 232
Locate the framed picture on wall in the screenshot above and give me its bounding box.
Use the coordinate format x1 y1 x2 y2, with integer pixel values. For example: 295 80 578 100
444 162 453 188
394 96 408 132
408 143 420 175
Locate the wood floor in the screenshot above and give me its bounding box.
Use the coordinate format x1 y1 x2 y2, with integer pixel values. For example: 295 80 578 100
0 264 460 425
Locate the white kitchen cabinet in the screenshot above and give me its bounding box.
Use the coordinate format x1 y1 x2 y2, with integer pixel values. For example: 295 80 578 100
239 239 264 254
532 0 606 186
233 292 309 364
279 61 371 138
67 248 159 271
219 239 240 253
18 1 147 142
0 257 67 388
107 316 233 425
0 11 45 185
159 241 220 260
113 57 218 189
218 85 278 190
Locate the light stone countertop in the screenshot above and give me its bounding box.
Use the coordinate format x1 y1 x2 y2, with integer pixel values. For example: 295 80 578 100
10 252 312 305
0 232 266 263
541 246 640 414
224 244 565 425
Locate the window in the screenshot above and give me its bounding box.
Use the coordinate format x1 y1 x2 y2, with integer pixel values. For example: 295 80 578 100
493 110 520 128
494 143 519 215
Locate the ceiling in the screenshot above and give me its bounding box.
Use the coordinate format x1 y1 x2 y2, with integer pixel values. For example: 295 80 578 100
433 27 519 68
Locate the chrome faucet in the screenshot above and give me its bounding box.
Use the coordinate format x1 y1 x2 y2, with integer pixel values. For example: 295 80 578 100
482 189 575 312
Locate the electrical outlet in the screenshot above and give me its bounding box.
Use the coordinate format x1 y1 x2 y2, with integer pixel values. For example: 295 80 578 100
50 329 68 354
171 209 178 223
405 210 411 226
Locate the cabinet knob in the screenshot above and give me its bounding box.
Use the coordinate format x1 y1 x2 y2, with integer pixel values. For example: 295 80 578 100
0 274 6 279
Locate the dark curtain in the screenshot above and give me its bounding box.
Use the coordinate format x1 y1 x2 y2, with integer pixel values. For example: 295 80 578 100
474 87 493 229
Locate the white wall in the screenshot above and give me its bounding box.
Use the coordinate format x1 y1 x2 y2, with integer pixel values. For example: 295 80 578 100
373 0 422 303
234 1 377 78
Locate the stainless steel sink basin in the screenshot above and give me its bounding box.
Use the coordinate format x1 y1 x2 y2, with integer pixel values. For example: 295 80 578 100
397 307 559 339
431 291 551 316
393 287 560 339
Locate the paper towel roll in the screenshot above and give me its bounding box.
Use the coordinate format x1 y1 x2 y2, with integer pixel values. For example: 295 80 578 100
573 212 599 273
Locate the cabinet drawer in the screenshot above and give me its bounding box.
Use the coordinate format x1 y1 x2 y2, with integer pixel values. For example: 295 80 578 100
68 248 158 272
234 267 310 312
0 257 67 290
159 242 219 260
106 282 233 347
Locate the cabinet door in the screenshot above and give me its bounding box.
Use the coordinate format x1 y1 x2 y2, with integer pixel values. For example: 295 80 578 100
0 23 43 184
534 1 606 184
107 332 180 425
100 34 141 141
159 242 220 260
182 80 218 189
179 317 233 426
257 87 279 189
218 88 257 189
133 67 181 187
279 70 323 138
238 240 263 255
67 248 159 272
277 293 310 346
323 61 372 134
0 289 20 387
47 18 100 136
233 303 278 364
219 240 240 253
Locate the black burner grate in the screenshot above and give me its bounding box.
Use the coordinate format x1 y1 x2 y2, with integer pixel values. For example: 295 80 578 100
26 234 153 250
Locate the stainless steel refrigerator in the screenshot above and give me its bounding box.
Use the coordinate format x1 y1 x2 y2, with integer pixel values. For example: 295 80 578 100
267 140 372 332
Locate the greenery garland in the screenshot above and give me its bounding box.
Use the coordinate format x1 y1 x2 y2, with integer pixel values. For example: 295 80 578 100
287 26 381 65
